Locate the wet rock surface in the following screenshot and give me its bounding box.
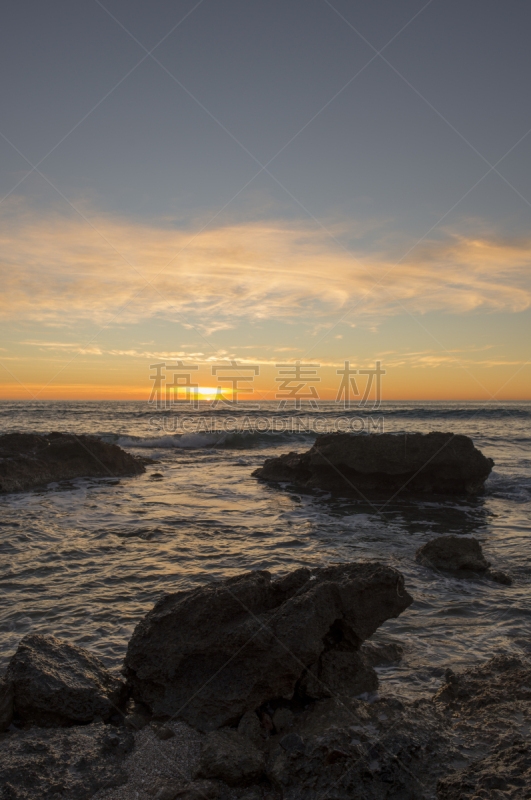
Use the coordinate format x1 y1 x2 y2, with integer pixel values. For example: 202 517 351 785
0 722 133 800
0 432 146 494
416 535 512 584
6 634 127 726
123 563 412 731
416 535 490 573
252 431 494 498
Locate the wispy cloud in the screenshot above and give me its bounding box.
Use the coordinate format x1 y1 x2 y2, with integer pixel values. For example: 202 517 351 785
2 205 530 331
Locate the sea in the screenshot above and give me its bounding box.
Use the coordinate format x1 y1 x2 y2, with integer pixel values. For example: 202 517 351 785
0 400 530 700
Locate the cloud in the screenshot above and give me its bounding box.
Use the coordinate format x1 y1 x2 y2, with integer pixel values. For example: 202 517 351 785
1 205 530 331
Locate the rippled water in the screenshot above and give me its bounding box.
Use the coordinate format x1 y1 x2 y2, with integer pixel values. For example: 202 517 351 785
0 400 530 699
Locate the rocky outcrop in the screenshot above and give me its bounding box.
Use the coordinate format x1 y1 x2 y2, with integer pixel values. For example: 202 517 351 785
416 535 512 584
123 563 413 731
437 740 531 799
252 431 493 498
5 633 127 725
0 722 133 799
0 431 146 494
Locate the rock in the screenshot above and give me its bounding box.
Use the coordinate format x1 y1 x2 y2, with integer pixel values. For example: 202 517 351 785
0 721 133 799
279 733 305 754
0 431 146 494
360 640 404 667
486 568 512 585
252 431 493 498
237 710 263 745
267 704 454 800
151 723 176 740
6 633 127 726
416 535 490 573
272 707 294 733
437 740 531 799
0 678 14 732
300 650 378 699
123 563 413 731
195 729 265 786
433 654 531 711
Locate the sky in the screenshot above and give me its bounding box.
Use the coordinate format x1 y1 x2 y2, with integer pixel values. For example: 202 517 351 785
1 0 530 402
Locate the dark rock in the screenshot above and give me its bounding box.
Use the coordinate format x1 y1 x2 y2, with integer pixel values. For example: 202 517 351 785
0 431 146 494
437 740 531 799
237 710 264 746
279 733 305 754
195 729 266 786
252 431 493 498
264 654 531 800
0 721 133 799
123 563 412 731
267 703 454 800
486 568 512 585
433 654 531 711
416 535 490 573
300 650 378 699
6 633 127 726
151 723 175 740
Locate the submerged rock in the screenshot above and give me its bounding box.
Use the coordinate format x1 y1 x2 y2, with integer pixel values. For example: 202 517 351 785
123 563 413 731
252 431 493 498
416 535 490 573
0 722 133 799
0 431 146 494
416 535 512 584
5 633 127 726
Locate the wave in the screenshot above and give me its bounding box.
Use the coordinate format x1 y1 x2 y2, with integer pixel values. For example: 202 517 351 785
115 430 314 450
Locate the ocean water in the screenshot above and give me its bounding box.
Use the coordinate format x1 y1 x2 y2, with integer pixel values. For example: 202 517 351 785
0 400 530 699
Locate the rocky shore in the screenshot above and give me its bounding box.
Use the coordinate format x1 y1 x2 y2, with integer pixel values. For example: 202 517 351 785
0 544 522 800
252 431 494 498
0 432 147 494
1 431 522 799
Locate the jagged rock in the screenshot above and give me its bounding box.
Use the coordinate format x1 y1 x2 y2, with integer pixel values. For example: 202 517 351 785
267 701 455 800
195 729 266 786
0 722 133 799
416 535 490 573
6 633 127 726
0 431 146 494
252 431 493 498
300 650 378 699
433 654 531 711
123 563 412 731
0 679 13 732
437 739 531 799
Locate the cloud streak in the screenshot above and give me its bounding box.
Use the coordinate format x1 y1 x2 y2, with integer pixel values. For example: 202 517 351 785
1 206 530 330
